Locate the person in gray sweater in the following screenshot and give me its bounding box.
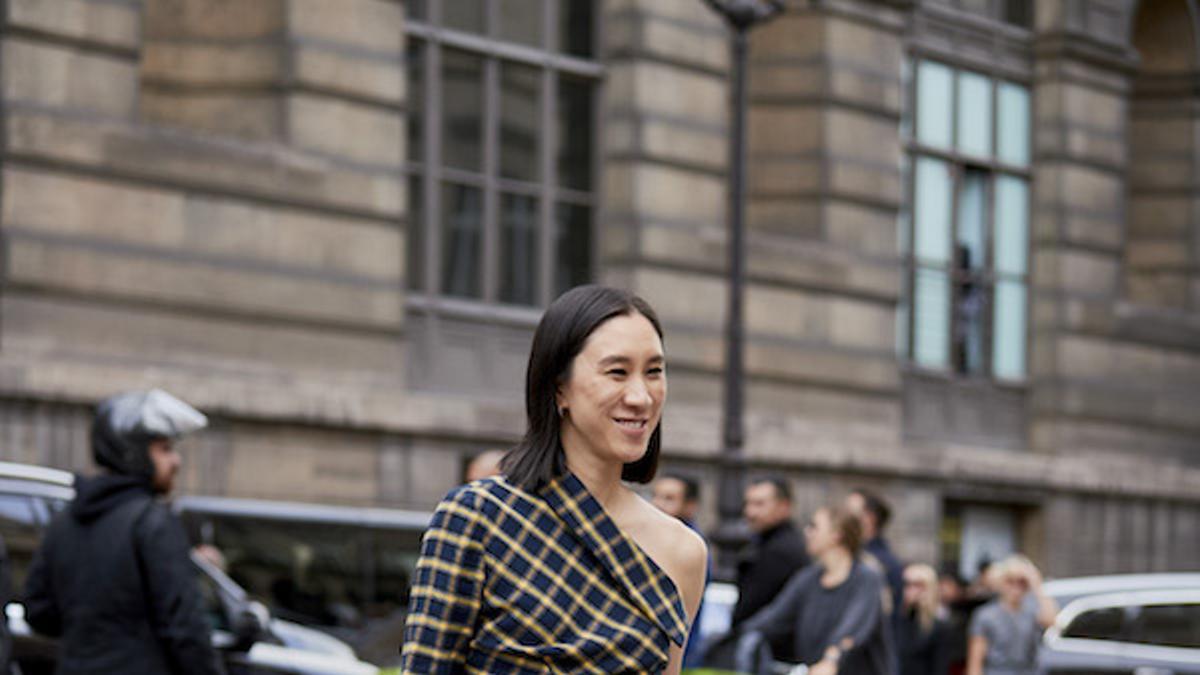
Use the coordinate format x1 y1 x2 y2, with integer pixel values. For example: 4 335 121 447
738 505 896 675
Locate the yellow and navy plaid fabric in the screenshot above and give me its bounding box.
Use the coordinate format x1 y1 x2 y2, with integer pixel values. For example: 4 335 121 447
400 472 689 674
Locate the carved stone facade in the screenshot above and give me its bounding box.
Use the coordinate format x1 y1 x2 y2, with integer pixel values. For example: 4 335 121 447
0 0 1196 577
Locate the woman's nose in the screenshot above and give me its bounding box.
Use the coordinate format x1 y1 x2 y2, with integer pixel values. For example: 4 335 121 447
624 379 652 406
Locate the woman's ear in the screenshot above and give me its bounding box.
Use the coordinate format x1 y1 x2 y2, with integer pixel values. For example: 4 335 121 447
555 381 568 416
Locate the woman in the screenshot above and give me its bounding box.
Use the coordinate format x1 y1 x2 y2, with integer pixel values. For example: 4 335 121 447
897 563 950 675
739 505 893 675
400 285 708 674
965 556 1059 675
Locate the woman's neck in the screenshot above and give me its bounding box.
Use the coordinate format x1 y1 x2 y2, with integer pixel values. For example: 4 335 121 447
562 432 625 509
819 547 854 587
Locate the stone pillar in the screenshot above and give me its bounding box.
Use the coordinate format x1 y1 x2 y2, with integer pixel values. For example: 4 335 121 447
141 0 406 170
599 0 729 412
1 0 408 419
600 0 904 466
1029 1 1132 456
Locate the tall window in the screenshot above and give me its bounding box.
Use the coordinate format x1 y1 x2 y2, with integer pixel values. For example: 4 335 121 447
903 60 1031 381
406 1 598 307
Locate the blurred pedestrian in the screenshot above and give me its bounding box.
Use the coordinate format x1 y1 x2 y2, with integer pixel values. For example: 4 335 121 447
938 568 972 675
897 563 950 675
652 472 709 667
463 448 505 482
965 556 1059 675
24 389 225 675
739 505 894 675
846 488 904 615
732 477 810 660
400 286 707 673
651 472 700 528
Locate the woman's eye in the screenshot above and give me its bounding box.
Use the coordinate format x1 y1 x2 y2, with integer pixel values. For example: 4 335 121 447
647 368 664 376
607 369 627 376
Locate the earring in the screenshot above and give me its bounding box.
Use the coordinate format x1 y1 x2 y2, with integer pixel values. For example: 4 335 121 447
557 406 567 418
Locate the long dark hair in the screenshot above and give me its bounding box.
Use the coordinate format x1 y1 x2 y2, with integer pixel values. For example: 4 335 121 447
502 285 664 492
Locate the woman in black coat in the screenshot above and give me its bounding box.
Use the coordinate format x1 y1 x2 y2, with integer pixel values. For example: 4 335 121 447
897 563 952 675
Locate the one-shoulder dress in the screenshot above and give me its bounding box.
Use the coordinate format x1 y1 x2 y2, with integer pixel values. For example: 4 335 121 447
400 472 689 674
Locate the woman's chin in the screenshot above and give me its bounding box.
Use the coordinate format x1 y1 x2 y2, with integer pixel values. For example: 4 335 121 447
611 441 649 465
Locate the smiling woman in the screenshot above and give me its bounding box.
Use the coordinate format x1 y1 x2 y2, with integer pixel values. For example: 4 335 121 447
400 285 708 674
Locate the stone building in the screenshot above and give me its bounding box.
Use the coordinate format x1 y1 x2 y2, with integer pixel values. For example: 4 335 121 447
0 0 1196 579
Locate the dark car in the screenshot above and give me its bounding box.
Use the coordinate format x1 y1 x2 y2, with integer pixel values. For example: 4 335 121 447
173 495 431 668
0 461 377 675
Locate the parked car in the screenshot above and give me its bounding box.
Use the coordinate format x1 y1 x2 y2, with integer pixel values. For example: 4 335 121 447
174 495 432 667
0 461 378 675
1040 574 1200 675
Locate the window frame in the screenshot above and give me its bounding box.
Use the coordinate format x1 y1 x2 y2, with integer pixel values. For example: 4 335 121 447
902 53 1034 384
405 0 603 311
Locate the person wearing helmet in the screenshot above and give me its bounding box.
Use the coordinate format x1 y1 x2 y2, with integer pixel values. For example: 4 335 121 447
23 389 226 675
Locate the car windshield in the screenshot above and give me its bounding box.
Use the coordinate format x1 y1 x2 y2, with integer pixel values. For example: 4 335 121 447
180 511 423 666
0 492 62 591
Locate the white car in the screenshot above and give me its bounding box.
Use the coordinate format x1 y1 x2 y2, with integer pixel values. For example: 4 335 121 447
1040 574 1200 675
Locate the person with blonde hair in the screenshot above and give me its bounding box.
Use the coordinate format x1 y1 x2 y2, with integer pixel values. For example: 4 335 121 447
897 563 951 675
965 555 1058 675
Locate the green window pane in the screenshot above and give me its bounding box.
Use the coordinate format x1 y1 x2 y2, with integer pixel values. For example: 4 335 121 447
442 49 484 172
441 183 483 299
555 203 591 295
914 157 952 264
994 175 1029 276
914 268 951 369
443 0 485 34
559 0 594 58
956 168 988 272
917 61 953 149
499 0 544 48
957 71 992 158
407 176 423 291
499 193 539 306
993 281 1027 379
998 82 1030 167
500 61 540 182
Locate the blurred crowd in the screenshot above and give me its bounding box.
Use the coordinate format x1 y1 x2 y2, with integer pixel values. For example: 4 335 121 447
638 470 1060 675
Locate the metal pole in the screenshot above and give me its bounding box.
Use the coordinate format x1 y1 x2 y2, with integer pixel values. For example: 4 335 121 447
700 0 784 581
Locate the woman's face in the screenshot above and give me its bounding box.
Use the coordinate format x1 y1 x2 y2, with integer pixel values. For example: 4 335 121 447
903 568 928 608
804 508 839 558
999 569 1030 604
556 312 666 467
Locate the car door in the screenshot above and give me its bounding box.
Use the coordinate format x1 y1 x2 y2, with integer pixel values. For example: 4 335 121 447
1122 602 1200 675
1041 604 1134 674
1 490 62 675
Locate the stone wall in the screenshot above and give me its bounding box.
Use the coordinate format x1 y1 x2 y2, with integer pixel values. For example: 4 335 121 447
0 0 1196 577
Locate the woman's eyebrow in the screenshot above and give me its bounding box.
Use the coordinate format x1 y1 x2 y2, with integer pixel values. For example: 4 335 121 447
597 354 665 366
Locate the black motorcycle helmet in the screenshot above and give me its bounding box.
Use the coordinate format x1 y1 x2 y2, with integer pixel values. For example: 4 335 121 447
91 389 208 480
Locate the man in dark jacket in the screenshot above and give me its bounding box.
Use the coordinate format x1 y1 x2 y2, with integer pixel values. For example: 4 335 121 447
23 389 225 675
732 477 810 661
846 488 904 615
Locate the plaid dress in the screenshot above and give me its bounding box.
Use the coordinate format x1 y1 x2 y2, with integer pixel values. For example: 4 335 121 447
400 472 689 674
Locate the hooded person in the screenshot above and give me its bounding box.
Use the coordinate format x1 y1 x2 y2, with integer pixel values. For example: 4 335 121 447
23 389 226 675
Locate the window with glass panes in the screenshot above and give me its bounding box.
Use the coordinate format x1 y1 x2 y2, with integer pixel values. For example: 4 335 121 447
904 60 1031 381
406 1 598 307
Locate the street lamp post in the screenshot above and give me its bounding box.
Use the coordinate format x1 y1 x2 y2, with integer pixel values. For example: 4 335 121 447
700 0 785 581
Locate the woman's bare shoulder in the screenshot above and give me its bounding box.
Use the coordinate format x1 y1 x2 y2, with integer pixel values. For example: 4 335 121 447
634 497 707 580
